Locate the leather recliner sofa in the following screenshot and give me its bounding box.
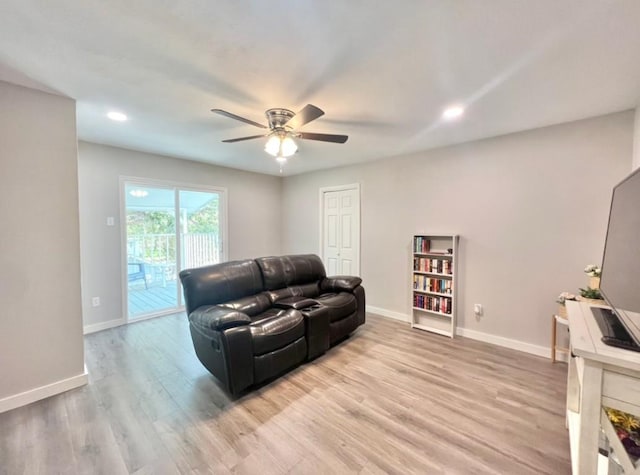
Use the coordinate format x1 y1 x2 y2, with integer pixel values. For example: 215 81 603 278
179 254 365 394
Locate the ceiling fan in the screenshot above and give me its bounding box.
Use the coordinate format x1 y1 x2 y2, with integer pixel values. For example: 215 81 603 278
211 104 348 164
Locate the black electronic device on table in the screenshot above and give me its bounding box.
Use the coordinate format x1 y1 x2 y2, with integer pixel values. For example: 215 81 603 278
594 167 640 352
591 307 640 352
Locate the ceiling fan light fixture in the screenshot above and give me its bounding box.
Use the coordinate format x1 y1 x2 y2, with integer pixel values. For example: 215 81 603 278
280 136 298 157
276 156 287 164
264 134 297 158
264 135 281 156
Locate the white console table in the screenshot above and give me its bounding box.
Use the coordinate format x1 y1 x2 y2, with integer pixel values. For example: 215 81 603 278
566 301 640 474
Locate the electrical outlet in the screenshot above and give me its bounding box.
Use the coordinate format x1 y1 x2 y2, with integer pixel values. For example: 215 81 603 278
474 303 483 317
92 297 100 307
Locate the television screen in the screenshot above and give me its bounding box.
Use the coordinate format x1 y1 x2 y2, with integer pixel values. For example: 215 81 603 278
600 167 640 342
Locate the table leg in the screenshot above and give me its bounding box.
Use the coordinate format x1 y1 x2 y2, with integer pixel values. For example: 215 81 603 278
577 361 603 475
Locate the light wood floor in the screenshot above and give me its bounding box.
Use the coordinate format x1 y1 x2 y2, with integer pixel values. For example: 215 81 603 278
0 313 571 474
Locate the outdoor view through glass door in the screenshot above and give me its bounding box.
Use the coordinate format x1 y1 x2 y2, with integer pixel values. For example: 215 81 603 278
124 182 225 320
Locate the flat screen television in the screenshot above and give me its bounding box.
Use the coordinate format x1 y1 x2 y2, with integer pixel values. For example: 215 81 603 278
599 167 640 344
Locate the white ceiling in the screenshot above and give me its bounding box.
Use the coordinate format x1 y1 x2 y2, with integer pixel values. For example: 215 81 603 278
1 1 640 176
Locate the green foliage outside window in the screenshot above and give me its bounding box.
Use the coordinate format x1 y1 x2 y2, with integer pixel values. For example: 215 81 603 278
186 198 219 233
127 197 219 263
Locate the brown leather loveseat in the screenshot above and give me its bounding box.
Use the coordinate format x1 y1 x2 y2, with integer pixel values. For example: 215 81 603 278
179 254 365 394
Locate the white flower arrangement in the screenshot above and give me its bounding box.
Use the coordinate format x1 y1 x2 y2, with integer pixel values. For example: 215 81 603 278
557 292 577 304
584 264 602 277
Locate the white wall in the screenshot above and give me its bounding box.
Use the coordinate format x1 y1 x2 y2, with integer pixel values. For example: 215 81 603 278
0 81 85 410
78 142 282 330
282 111 633 350
633 107 640 171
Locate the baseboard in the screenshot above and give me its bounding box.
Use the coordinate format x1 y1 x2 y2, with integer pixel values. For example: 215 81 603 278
367 305 553 360
366 305 411 322
0 370 88 414
455 327 549 358
83 317 125 335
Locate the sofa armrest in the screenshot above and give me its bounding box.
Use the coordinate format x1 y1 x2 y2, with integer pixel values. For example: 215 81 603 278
320 276 363 293
189 305 251 331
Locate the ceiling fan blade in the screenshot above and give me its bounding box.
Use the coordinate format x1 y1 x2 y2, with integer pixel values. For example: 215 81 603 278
222 134 266 143
285 104 325 129
298 132 348 144
211 109 267 129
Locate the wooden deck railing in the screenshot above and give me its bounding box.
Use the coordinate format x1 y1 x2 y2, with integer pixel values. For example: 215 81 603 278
127 232 220 278
182 233 220 269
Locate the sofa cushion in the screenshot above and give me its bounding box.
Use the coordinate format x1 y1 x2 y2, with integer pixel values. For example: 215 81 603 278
251 307 283 323
219 292 271 317
180 259 264 315
314 293 357 323
256 254 326 290
249 309 305 355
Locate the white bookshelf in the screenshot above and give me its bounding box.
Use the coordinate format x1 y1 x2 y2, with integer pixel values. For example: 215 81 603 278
411 235 458 338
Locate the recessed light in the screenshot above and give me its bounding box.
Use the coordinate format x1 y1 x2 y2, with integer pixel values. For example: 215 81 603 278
107 111 128 122
442 105 464 121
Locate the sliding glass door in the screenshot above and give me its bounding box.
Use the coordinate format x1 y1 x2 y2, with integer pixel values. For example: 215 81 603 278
178 190 221 270
124 180 226 320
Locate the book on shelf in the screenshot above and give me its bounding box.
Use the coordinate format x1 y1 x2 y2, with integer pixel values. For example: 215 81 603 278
413 257 453 275
413 293 452 314
413 236 430 254
412 275 453 294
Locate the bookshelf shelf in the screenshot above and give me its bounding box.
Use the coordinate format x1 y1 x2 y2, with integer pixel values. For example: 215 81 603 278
412 307 453 318
413 253 453 258
412 290 453 298
413 271 452 278
412 234 458 338
411 324 452 338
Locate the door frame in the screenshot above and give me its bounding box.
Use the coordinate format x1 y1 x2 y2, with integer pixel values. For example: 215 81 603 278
318 183 361 276
119 176 229 323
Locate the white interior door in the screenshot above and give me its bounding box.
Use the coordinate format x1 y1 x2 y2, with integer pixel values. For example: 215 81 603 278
321 185 360 276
